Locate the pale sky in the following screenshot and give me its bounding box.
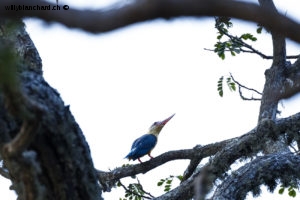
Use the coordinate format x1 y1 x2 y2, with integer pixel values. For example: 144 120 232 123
1 0 300 199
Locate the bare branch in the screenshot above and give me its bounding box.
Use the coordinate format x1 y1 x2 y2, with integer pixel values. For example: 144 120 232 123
230 73 262 101
0 0 300 43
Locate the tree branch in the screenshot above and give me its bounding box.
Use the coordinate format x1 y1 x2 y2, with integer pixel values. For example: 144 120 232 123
1 0 300 43
212 152 300 199
97 140 230 192
193 112 300 199
204 48 299 60
230 73 262 101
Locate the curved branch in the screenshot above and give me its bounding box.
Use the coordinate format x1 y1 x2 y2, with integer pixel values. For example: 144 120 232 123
230 73 262 101
97 140 230 192
1 0 300 43
212 152 300 199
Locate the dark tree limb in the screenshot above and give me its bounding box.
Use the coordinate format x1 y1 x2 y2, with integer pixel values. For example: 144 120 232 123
212 152 300 199
97 141 229 192
0 0 300 43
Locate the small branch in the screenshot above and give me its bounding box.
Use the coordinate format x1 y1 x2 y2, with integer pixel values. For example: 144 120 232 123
204 48 299 60
230 73 262 101
225 31 272 60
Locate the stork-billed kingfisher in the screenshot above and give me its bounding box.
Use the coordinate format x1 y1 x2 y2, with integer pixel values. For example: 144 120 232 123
125 114 175 163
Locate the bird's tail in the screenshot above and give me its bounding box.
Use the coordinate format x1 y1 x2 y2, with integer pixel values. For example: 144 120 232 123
124 154 132 160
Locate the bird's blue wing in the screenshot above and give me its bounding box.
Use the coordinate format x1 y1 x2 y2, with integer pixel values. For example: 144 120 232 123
125 134 157 160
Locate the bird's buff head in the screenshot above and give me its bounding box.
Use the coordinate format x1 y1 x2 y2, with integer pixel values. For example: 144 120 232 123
148 114 175 136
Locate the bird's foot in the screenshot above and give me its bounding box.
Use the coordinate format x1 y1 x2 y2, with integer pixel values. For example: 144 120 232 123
148 153 154 159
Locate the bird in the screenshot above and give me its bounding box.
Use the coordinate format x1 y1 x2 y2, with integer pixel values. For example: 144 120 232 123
125 114 175 163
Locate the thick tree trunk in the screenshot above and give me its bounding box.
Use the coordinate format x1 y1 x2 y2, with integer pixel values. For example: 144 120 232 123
257 0 290 154
0 20 102 200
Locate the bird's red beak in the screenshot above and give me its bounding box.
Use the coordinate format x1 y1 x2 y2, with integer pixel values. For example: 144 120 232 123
160 113 175 125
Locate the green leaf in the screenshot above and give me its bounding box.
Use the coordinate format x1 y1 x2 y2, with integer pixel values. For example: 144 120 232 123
217 76 224 97
176 175 183 181
279 187 285 194
117 181 121 187
288 189 296 197
164 185 171 192
230 83 236 91
240 33 257 41
220 53 225 60
157 181 164 186
218 90 223 97
257 26 263 34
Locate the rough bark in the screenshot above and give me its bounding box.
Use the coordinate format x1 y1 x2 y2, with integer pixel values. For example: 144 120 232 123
212 152 300 200
0 20 102 200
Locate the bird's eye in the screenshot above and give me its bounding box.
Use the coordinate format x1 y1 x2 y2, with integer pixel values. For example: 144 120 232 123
152 122 158 126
